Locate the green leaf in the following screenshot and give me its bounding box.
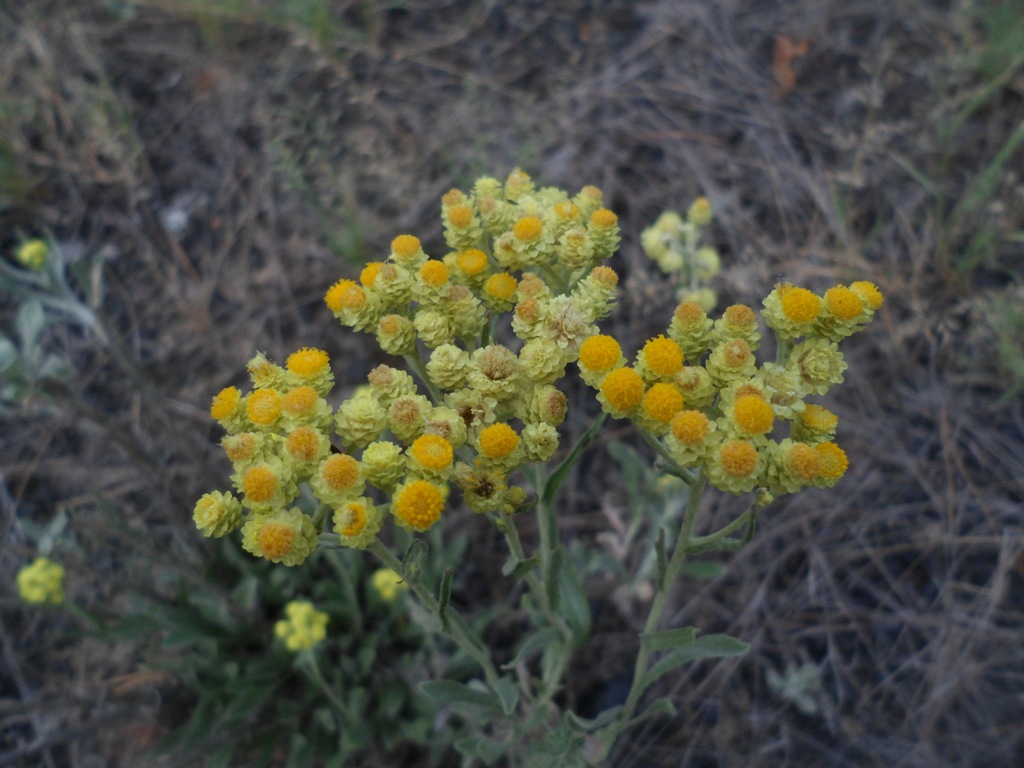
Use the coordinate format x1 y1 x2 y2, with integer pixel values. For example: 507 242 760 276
0 335 17 371
503 627 560 669
16 300 45 354
502 555 539 578
639 634 748 694
419 679 501 710
627 697 677 727
564 705 623 732
437 567 453 631
542 412 606 504
640 626 699 652
495 676 519 715
549 547 591 646
401 538 427 582
454 736 506 764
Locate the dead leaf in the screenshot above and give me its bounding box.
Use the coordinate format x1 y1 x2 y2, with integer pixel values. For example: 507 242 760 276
773 34 811 95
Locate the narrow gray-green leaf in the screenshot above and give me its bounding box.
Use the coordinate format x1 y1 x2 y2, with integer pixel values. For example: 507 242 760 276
542 413 606 504
565 705 623 732
437 567 453 632
551 547 591 646
503 627 560 669
639 634 748 694
495 676 519 715
419 679 500 710
640 626 699 653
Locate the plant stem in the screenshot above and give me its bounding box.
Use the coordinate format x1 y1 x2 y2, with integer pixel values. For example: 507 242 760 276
618 471 707 728
301 650 350 717
368 539 502 692
403 353 444 403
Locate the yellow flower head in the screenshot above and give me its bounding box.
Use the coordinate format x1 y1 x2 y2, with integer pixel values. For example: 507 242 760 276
325 279 366 313
392 479 445 532
478 423 520 459
513 216 543 242
787 442 820 482
274 601 328 652
246 389 282 426
282 386 318 419
222 432 261 464
722 440 759 475
193 490 243 538
640 335 684 378
17 557 65 605
674 301 707 327
671 410 711 445
285 426 325 464
391 234 422 260
579 334 622 374
287 347 330 378
779 285 822 324
334 497 382 549
409 433 454 472
731 395 775 436
641 382 685 425
15 239 49 270
823 285 863 321
360 262 384 287
319 454 362 494
589 208 618 229
448 205 474 229
242 464 279 503
706 438 762 493
687 197 713 227
211 386 241 422
484 273 518 303
419 260 450 287
849 281 884 310
813 442 849 487
599 367 645 416
456 248 489 276
553 200 579 221
371 568 408 601
796 404 839 441
241 507 318 566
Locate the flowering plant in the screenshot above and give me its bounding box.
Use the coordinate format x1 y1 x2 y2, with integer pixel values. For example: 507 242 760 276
196 169 882 764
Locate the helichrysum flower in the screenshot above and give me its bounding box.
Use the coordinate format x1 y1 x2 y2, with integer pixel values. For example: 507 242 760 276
694 247 721 281
762 283 822 339
443 285 487 341
391 479 445 532
573 184 604 217
452 462 508 514
791 404 839 443
849 281 884 319
687 197 713 227
376 314 418 356
668 302 714 362
274 601 328 651
335 395 387 448
15 239 48 270
483 272 519 312
407 433 455 481
588 208 621 261
764 439 821 494
426 344 471 391
414 309 455 348
285 347 333 395
468 345 523 403
413 260 452 305
454 248 491 287
787 338 847 396
388 394 431 444
367 365 417 407
248 352 289 391
713 304 761 350
598 366 646 419
371 568 408 601
522 422 560 463
284 426 331 475
310 453 365 507
222 431 267 467
540 295 597 360
759 363 806 419
235 459 296 512
706 438 763 494
572 266 619 320
521 384 568 427
726 394 775 439
445 388 498 436
389 234 427 270
476 422 522 471
635 335 685 383
512 297 544 340
815 285 865 341
556 228 595 270
578 334 625 388
519 337 567 385
706 338 757 387
423 406 468 449
281 385 333 431
210 386 247 432
241 507 318 566
193 490 243 537
326 278 379 331
246 388 283 430
811 442 849 488
17 557 65 605
333 497 383 549
666 409 716 467
361 441 405 490
636 382 686 435
672 365 716 409
444 204 484 251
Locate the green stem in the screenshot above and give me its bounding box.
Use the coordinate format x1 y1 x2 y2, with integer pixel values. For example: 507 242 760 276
300 650 350 717
618 471 707 729
403 353 443 404
686 502 756 553
368 539 502 692
775 334 792 366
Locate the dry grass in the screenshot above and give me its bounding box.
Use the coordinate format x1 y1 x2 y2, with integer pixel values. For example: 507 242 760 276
1 0 1022 766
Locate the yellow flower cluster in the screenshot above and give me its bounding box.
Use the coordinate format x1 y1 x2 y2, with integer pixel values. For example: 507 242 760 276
640 199 720 310
274 600 329 652
579 281 882 494
17 557 65 605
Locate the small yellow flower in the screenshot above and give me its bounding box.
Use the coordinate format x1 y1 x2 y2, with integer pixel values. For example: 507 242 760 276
419 260 450 287
286 347 330 378
812 442 849 488
17 557 65 605
391 479 445 532
823 286 862 321
210 386 241 422
334 497 382 549
193 490 243 538
589 208 618 229
391 234 423 262
638 335 684 381
325 279 365 313
408 433 455 478
241 508 318 566
779 286 821 324
483 273 519 311
792 404 839 443
222 432 263 465
360 261 384 287
639 382 685 427
274 601 328 652
242 464 279 503
849 281 884 311
478 423 520 459
361 441 405 490
448 205 474 229
15 239 49 270
578 335 623 379
456 248 489 277
598 366 645 417
371 568 408 601
671 410 710 445
284 426 329 467
730 395 775 436
312 453 364 505
706 438 762 494
687 197 713 227
246 389 282 427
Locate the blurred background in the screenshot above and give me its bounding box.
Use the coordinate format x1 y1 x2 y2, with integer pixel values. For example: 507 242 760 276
1 0 1022 766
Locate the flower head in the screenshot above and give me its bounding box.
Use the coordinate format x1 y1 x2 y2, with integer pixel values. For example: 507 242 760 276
334 497 383 549
241 507 318 566
371 568 408 601
598 366 645 418
15 239 49 270
408 434 455 479
246 389 282 428
17 557 65 605
391 479 445 532
193 490 243 538
274 601 328 651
